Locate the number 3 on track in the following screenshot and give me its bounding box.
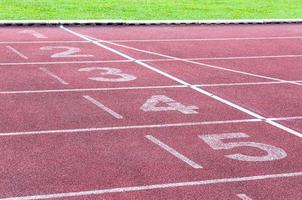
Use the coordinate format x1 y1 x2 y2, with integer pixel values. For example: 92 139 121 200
200 133 287 162
78 67 137 82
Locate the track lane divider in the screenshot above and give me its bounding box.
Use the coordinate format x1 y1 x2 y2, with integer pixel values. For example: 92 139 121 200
1 171 301 200
1 116 301 137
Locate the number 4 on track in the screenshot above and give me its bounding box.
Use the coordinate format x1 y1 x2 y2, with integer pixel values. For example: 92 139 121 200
140 95 199 114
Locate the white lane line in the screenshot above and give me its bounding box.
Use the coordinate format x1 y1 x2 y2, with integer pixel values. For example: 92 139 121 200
0 115 301 137
0 40 88 44
186 54 302 61
1 35 302 45
142 54 302 62
83 95 123 119
39 67 69 85
1 172 301 200
1 80 302 95
0 85 185 95
267 116 302 121
0 119 260 137
145 135 202 169
109 36 302 43
237 194 253 200
60 26 302 138
5 46 28 60
197 81 297 87
0 59 131 66
0 54 302 66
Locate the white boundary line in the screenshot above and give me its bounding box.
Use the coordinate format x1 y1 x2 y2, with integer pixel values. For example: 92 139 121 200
0 40 89 44
6 45 28 60
197 81 301 87
110 36 302 43
0 85 185 95
39 67 69 85
0 118 259 137
0 59 131 66
83 95 123 119
145 135 203 169
1 54 302 66
0 116 301 137
1 19 302 25
143 54 302 61
1 81 302 95
1 36 302 44
61 26 302 138
1 171 301 200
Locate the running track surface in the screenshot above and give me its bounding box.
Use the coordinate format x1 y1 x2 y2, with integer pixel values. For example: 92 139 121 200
0 24 302 200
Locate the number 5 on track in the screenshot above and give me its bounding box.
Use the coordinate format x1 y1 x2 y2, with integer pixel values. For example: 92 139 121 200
199 133 287 162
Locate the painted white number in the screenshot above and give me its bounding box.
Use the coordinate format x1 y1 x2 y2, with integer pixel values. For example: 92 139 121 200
78 67 136 82
140 95 199 114
19 30 47 39
40 46 93 58
199 133 287 162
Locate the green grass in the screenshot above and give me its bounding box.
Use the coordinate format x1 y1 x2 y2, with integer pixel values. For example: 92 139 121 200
0 0 302 20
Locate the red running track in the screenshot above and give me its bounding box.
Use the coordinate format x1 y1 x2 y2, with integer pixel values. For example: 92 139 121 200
0 24 302 200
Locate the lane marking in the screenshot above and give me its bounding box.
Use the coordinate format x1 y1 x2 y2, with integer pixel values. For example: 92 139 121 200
109 36 302 43
0 119 260 137
145 135 203 169
1 35 302 45
39 67 69 85
180 54 302 61
142 54 302 62
0 40 88 44
237 194 253 200
267 116 302 121
0 59 131 66
5 46 28 60
1 80 302 95
83 95 123 119
60 26 302 138
0 54 302 66
1 172 301 199
0 116 301 137
0 85 185 95
197 81 299 87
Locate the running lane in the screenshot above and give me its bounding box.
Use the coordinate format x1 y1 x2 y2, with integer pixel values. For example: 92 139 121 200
0 87 251 133
1 122 301 199
0 62 178 91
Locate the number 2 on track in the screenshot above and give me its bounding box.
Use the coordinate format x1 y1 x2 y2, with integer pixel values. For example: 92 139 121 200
40 46 93 58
